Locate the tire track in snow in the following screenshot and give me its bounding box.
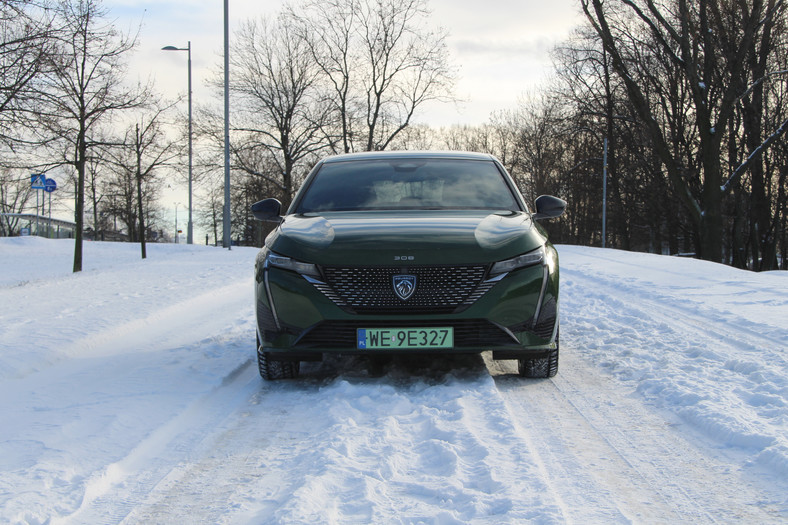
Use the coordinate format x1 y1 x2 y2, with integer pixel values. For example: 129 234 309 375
120 358 569 524
482 250 787 522
59 280 254 360
52 357 258 525
0 269 254 381
561 260 787 364
562 263 788 479
491 352 783 523
1 271 257 524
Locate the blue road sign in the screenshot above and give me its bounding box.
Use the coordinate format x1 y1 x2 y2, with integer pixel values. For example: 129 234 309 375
31 174 46 189
45 178 57 193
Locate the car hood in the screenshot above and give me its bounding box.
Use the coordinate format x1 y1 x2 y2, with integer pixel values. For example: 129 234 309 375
265 210 545 265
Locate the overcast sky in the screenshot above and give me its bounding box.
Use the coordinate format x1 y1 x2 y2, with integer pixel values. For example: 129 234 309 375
113 0 585 127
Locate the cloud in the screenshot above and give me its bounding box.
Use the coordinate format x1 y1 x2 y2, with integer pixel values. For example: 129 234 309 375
451 37 555 61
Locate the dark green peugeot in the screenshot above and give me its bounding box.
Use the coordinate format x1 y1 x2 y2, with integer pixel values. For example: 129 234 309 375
252 151 565 380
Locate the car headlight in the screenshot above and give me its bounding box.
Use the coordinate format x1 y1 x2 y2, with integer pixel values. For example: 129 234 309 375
490 246 545 277
264 249 320 277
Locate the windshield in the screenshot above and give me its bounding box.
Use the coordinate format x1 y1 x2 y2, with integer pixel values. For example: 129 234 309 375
295 158 520 213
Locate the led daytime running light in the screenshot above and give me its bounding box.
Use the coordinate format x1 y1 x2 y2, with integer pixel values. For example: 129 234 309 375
490 246 545 276
265 250 320 277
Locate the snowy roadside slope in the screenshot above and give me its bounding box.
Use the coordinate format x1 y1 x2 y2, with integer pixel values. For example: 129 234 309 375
559 246 788 477
0 238 256 380
0 239 259 523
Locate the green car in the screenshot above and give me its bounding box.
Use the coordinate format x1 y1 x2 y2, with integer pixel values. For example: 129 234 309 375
252 151 565 380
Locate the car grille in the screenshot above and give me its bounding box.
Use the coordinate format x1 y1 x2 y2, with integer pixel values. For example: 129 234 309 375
314 265 496 314
293 319 519 349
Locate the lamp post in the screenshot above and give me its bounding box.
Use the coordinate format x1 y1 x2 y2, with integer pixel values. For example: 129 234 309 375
601 137 608 249
174 202 182 243
223 0 231 249
162 41 193 245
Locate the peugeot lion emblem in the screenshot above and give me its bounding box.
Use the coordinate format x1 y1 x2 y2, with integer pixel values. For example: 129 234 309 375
393 274 417 301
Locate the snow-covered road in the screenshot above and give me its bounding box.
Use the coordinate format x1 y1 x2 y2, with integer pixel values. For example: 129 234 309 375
1 238 786 524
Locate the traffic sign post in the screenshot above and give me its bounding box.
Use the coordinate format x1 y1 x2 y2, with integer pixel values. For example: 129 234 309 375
31 174 45 235
45 179 57 237
30 174 56 237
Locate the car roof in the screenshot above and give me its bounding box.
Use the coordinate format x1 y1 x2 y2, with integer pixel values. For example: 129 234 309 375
320 150 499 164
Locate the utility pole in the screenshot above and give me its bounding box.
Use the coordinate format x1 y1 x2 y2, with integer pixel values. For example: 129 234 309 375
222 0 232 249
602 137 608 249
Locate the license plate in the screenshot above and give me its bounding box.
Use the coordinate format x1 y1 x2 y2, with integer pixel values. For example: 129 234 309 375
357 327 454 350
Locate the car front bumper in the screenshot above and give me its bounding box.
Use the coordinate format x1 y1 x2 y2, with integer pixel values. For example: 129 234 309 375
255 260 558 361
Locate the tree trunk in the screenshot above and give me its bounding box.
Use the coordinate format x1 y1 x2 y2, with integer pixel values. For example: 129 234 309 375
136 170 146 259
745 4 778 271
699 139 724 262
136 127 147 260
73 125 87 273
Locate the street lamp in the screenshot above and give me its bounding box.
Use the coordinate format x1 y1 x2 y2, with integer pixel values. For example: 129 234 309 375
602 137 608 248
223 0 231 249
174 202 182 243
162 41 193 245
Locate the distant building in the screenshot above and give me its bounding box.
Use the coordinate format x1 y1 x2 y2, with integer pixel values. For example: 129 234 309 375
0 213 76 238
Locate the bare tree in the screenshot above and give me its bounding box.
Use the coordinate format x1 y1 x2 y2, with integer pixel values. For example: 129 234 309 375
0 1 55 149
83 151 107 239
228 15 332 210
196 183 223 246
105 106 178 258
0 169 33 235
99 163 137 240
551 25 652 251
285 0 355 153
34 0 146 272
287 0 456 152
733 0 787 270
582 0 784 263
357 0 454 150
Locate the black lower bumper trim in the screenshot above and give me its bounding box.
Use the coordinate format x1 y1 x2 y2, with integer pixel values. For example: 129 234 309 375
292 319 519 350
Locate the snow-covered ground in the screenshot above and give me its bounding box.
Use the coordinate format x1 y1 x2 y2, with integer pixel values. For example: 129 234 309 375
1 237 786 524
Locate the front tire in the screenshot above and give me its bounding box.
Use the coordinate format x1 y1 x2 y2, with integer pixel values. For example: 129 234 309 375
518 328 559 378
257 335 300 380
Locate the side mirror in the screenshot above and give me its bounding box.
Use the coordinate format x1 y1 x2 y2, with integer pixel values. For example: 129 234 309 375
251 198 283 222
533 195 566 220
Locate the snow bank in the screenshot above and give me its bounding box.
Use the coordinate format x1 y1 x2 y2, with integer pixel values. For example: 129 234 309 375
560 246 788 476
